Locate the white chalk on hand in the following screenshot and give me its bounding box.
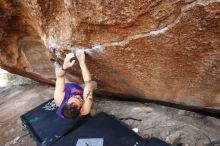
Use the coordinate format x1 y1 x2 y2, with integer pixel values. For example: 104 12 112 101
70 43 105 56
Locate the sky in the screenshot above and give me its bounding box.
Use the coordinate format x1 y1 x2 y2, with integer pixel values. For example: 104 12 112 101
0 68 10 87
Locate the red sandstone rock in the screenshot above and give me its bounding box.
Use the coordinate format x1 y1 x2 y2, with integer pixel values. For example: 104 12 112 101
0 0 219 108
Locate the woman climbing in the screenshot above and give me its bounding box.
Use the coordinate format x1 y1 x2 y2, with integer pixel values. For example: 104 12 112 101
53 49 94 119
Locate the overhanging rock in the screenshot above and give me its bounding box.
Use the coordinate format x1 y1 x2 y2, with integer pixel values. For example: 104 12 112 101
0 0 219 109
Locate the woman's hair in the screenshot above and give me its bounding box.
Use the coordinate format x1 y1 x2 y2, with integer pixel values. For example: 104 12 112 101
62 103 79 119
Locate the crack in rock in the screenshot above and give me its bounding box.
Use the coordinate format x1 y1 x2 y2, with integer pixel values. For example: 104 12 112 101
118 117 142 121
45 0 219 56
101 0 220 48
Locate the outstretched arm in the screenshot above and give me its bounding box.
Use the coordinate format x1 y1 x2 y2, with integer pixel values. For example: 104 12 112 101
54 53 75 106
76 50 93 115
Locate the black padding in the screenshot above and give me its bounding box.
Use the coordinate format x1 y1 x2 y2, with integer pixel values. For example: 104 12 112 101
145 137 171 146
20 99 91 146
52 112 146 146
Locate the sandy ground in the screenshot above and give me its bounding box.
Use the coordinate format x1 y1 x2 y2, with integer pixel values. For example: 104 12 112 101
0 84 54 146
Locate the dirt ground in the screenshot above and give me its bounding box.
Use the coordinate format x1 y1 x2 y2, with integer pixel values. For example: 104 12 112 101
0 83 220 146
0 84 54 146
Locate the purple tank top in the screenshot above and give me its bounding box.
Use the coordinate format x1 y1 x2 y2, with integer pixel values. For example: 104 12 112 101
56 83 83 119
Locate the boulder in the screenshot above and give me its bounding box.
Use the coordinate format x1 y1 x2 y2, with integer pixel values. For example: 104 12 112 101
0 0 220 108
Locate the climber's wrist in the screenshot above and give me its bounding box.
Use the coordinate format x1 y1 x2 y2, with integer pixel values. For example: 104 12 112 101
55 63 66 73
79 61 86 67
55 66 65 78
62 64 67 71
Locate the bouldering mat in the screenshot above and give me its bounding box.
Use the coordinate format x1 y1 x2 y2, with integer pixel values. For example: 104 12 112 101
51 112 146 146
145 137 171 146
20 99 91 146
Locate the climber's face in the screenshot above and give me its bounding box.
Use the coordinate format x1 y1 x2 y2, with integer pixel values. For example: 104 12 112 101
67 95 83 109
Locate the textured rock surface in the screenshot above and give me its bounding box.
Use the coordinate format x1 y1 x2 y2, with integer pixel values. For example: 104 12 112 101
0 0 220 108
0 84 220 146
93 98 220 146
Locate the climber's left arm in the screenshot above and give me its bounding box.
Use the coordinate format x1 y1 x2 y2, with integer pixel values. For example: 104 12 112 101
75 49 94 115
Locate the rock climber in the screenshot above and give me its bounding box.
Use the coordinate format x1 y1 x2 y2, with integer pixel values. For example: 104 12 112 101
53 49 94 119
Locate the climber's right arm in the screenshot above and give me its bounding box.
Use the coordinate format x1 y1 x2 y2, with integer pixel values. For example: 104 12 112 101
54 67 65 106
54 53 75 106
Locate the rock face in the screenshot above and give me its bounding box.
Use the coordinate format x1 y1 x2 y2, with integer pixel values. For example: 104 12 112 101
0 0 220 109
